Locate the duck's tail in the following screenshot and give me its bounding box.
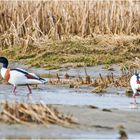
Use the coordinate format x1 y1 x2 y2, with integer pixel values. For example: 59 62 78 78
39 77 49 84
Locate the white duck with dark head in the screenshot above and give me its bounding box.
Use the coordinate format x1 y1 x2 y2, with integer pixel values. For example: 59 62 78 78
130 73 140 104
0 57 48 95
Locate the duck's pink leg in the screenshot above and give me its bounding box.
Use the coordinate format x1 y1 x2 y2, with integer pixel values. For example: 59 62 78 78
27 85 32 95
132 93 137 104
12 86 17 95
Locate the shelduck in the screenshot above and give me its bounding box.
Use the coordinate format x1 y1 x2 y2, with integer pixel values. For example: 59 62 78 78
0 57 48 95
130 73 140 104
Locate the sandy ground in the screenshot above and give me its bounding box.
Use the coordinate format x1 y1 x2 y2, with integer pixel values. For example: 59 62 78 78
55 105 140 139
0 105 140 139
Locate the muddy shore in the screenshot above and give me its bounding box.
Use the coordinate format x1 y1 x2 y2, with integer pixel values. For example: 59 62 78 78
0 105 140 139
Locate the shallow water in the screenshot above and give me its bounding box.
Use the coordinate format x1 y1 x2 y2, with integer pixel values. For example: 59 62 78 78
0 124 118 139
0 84 139 111
11 63 124 78
2 63 136 110
30 64 123 78
0 64 140 139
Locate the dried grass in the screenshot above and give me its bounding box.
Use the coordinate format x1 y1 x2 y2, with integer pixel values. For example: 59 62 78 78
0 101 76 127
49 67 135 93
0 0 140 47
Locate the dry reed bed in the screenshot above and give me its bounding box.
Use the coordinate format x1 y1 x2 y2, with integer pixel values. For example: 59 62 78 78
0 101 76 127
0 0 140 47
49 67 135 93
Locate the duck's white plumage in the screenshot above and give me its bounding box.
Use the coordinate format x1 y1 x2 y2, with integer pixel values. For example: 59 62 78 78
0 57 48 95
1 67 46 86
130 74 140 104
130 74 140 94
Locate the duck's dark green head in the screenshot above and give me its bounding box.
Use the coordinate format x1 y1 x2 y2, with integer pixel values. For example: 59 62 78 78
0 57 8 68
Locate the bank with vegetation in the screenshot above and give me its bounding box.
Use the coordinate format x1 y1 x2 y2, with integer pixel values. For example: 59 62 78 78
0 1 140 69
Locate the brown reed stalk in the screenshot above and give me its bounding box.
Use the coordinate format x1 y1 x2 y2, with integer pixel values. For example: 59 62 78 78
0 101 76 127
0 0 139 47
